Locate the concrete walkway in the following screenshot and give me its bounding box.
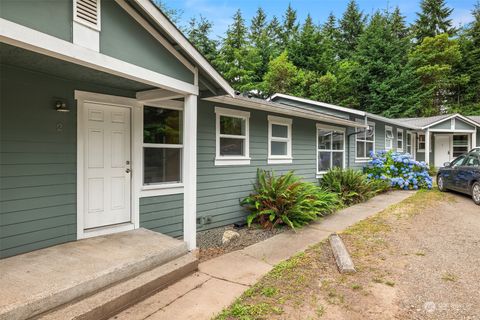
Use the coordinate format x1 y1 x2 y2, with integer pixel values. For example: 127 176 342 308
111 190 416 320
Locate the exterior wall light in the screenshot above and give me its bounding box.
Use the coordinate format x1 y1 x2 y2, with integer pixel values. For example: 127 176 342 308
55 100 70 112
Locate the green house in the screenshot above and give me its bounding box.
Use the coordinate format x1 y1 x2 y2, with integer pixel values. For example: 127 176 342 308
1 0 479 259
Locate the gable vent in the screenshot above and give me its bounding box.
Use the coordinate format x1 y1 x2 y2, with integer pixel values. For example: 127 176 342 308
74 0 100 30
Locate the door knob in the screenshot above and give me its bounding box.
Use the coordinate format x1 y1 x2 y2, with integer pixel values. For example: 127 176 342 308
126 168 131 173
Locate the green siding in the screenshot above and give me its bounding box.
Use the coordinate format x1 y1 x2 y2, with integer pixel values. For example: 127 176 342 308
431 119 452 130
196 101 349 230
0 64 135 258
140 194 184 238
100 1 193 84
0 0 72 41
455 119 475 131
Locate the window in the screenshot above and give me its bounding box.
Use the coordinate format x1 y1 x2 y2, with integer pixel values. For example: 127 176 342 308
451 155 466 168
317 125 345 174
143 106 183 186
397 128 404 152
356 121 375 160
215 107 250 166
453 135 469 158
417 133 426 152
406 132 412 154
465 153 480 167
385 126 393 150
268 116 292 164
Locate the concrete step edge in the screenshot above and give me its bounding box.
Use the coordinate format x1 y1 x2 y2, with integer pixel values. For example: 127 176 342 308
37 252 198 320
0 241 189 320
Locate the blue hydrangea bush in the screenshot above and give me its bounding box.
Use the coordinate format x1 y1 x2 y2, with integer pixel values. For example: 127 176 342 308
364 151 433 190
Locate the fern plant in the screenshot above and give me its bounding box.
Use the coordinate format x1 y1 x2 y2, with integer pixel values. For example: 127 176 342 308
241 169 339 230
319 168 390 206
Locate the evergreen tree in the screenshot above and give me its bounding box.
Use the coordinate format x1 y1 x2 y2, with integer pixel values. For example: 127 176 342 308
249 8 272 85
390 6 409 39
413 0 455 42
338 0 365 59
281 4 299 49
262 51 301 96
335 60 362 109
407 33 463 116
288 15 323 72
267 16 283 57
215 10 260 92
353 12 411 114
186 16 218 63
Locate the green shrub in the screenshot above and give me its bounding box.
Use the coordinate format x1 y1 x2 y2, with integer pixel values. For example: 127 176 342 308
241 169 339 230
319 168 390 206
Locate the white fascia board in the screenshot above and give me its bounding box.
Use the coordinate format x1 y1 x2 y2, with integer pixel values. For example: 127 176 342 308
0 18 198 95
133 0 235 97
420 114 480 130
204 96 367 129
366 114 420 130
270 93 366 116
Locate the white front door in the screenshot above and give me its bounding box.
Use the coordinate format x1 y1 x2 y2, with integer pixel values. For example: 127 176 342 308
84 103 131 229
434 135 451 168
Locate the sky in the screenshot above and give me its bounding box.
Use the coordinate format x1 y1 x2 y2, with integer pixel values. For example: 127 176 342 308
166 0 478 39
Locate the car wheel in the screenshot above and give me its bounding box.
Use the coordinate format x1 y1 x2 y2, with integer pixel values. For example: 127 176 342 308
437 175 446 192
472 182 480 206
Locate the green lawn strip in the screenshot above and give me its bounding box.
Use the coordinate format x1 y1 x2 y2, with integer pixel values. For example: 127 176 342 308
213 189 451 320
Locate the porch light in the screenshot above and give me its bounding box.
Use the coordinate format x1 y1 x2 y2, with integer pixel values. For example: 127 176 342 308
55 100 70 112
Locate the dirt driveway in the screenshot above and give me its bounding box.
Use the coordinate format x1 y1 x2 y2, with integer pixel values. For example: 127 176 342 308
216 190 480 320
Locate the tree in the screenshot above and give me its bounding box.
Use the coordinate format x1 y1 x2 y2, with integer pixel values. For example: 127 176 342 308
288 15 323 72
390 6 409 39
413 0 455 42
153 1 184 27
249 8 273 84
407 33 463 116
262 51 301 96
352 11 412 115
281 4 299 49
215 10 260 92
186 16 218 63
338 0 365 59
267 16 283 57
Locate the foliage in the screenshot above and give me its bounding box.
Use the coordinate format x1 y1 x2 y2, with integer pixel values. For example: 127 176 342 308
365 151 433 190
413 0 455 42
241 170 339 230
186 16 218 63
319 168 390 206
338 0 366 59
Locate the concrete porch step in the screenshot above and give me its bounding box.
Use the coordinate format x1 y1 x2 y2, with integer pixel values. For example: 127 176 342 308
0 228 197 320
37 253 198 320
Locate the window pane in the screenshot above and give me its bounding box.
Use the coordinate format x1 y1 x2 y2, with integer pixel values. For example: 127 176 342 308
318 129 332 150
366 142 374 155
332 152 343 168
357 141 365 158
220 116 245 136
271 124 288 138
318 151 331 172
386 129 393 139
271 141 287 156
366 126 374 141
144 148 181 184
143 106 182 144
453 135 468 146
398 140 403 149
332 131 344 150
220 137 244 156
453 146 469 158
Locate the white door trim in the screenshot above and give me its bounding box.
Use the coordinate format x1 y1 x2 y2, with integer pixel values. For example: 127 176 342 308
76 91 142 239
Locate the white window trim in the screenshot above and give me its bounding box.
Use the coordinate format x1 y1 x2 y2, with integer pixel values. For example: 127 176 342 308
141 103 184 195
385 125 393 151
397 128 404 152
268 115 292 164
417 133 432 152
406 131 413 155
215 107 250 166
316 124 346 176
355 120 376 162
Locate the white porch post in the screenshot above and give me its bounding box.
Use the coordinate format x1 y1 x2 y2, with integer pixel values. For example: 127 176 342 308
183 94 197 250
473 129 477 149
425 129 430 166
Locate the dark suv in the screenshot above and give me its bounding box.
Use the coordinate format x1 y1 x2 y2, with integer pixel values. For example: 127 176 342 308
437 148 480 205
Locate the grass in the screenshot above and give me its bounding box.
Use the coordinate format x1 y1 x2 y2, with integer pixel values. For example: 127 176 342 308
213 188 451 320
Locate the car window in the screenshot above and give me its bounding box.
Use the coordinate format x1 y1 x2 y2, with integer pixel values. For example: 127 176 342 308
465 154 480 167
451 156 466 168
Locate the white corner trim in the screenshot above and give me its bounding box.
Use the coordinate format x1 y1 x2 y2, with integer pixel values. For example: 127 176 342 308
132 0 235 97
73 21 100 52
215 158 251 166
0 18 198 95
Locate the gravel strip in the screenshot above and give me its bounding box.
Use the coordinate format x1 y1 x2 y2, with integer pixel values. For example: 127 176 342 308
196 224 286 262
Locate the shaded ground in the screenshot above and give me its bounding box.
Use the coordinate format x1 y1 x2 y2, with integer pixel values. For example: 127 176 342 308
215 189 480 320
